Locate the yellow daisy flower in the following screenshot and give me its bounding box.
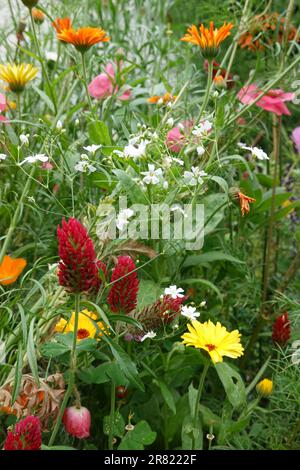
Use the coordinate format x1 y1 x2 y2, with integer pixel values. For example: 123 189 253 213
181 319 244 363
0 64 38 93
55 309 109 341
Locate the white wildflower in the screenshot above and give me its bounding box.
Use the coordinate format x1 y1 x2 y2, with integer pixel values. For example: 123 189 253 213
0 153 7 161
181 305 200 321
83 144 102 155
140 331 157 342
116 208 134 231
238 143 269 160
20 153 48 165
164 285 184 299
184 166 207 186
141 164 163 185
196 145 205 156
19 134 29 146
45 51 58 62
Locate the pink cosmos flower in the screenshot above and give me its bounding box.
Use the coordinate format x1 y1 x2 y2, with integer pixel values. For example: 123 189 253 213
291 127 300 154
166 120 193 153
88 62 131 101
237 84 295 116
62 406 91 439
0 93 8 123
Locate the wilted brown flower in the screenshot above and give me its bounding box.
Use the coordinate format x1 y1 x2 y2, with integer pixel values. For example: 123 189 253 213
0 373 65 430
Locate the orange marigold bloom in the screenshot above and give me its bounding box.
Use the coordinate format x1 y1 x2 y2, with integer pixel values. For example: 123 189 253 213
0 255 27 285
56 27 110 53
181 21 234 58
32 8 45 24
52 17 73 34
238 192 256 216
148 92 177 105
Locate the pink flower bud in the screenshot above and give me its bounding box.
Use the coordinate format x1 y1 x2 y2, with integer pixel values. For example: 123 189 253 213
62 406 91 439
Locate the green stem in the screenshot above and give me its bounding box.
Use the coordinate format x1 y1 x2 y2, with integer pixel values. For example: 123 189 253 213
0 166 35 265
108 379 116 450
29 8 57 114
192 361 209 450
48 294 80 446
81 52 94 112
197 59 213 123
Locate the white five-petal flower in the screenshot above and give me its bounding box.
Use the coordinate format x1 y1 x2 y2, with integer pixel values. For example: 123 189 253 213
164 285 184 299
238 142 269 160
184 167 207 186
141 164 163 185
0 153 7 161
181 305 200 321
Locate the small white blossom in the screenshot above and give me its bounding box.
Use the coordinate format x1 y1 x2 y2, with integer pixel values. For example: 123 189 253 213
157 98 164 105
140 331 157 342
0 153 7 161
192 120 212 137
163 181 169 190
178 122 185 131
141 164 163 185
163 156 184 168
20 153 48 165
56 120 63 131
164 285 184 299
199 300 207 308
238 143 269 160
181 305 200 321
184 167 207 186
166 117 174 127
196 145 205 156
46 51 58 62
124 138 149 159
74 159 96 174
83 144 102 155
19 134 29 146
116 208 134 230
171 204 187 218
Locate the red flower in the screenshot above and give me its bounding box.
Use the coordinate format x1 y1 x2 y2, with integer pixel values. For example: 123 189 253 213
126 294 187 341
107 256 139 314
57 218 105 293
272 312 291 346
4 416 42 450
63 406 91 439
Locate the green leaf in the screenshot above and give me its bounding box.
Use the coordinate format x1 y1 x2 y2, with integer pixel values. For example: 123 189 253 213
88 120 111 146
76 338 97 352
103 337 144 391
183 251 244 268
181 278 223 302
31 84 55 113
41 445 76 450
103 411 126 438
181 414 203 450
17 303 27 347
78 362 126 385
255 188 291 212
215 362 246 409
153 379 176 414
113 169 149 204
11 343 23 405
41 341 70 358
27 319 40 385
137 280 161 309
210 176 228 193
118 421 156 450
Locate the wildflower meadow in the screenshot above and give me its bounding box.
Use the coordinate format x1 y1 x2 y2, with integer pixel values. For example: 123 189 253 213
0 0 300 454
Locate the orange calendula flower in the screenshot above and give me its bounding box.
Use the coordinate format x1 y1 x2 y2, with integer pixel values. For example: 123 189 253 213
56 27 110 53
148 92 177 105
238 192 256 216
32 8 45 24
0 255 27 285
52 17 73 34
181 21 234 59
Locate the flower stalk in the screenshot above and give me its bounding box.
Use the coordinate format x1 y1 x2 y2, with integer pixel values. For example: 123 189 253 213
192 361 209 450
48 294 80 446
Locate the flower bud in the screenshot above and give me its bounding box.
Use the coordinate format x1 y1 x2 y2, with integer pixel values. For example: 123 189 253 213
256 378 273 397
21 0 39 8
62 406 91 439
